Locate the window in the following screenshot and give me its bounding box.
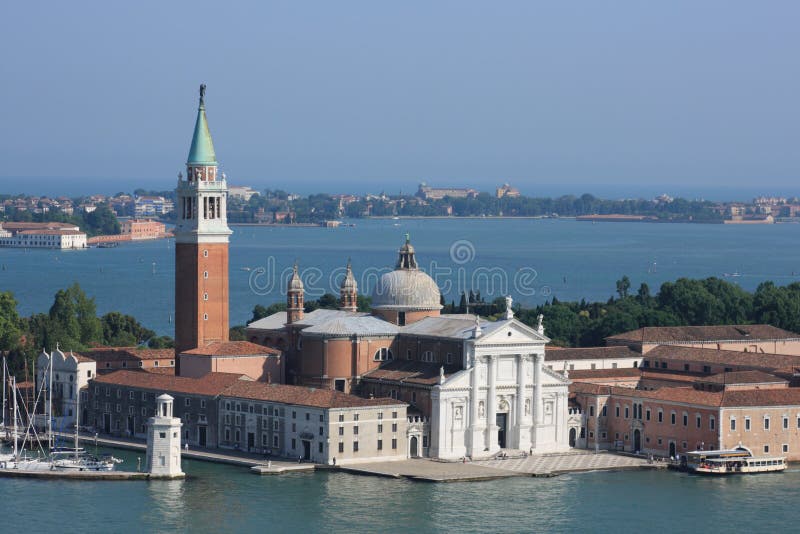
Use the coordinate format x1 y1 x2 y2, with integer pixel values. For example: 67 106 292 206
764 417 770 430
696 415 701 429
378 412 383 420
185 398 191 407
624 407 629 419
645 409 651 421
684 364 690 371
421 351 434 363
589 406 595 417
590 363 596 370
116 389 122 398
354 414 359 421
129 391 134 400
392 423 397 432
141 407 147 416
378 424 383 434
273 420 279 431
273 435 279 447
319 414 324 422
615 406 620 418
338 414 344 423
203 249 209 257
710 416 715 431
338 442 344 453
602 406 607 417
373 347 393 361
353 442 359 452
682 412 688 427
292 411 296 419
292 423 296 432
203 293 208 301
671 412 676 425
291 438 295 450
353 426 359 435
116 404 121 413
783 417 788 430
203 271 208 279
339 427 344 436
392 411 397 419
611 363 617 369
200 400 206 409
391 438 397 449
159 432 166 439
406 349 412 360
128 406 134 415
446 353 453 364
764 445 770 454
318 442 323 454
783 444 789 453
262 434 268 446
377 439 383 451
745 417 751 431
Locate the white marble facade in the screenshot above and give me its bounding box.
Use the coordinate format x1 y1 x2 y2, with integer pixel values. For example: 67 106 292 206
429 317 571 459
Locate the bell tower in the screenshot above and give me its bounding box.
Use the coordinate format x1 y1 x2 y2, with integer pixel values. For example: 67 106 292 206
174 85 232 368
286 263 305 324
339 259 358 312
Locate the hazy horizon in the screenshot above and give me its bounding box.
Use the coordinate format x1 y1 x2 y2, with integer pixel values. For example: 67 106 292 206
2 1 798 197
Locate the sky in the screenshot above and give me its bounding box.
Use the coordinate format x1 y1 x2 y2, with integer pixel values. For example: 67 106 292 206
1 1 798 200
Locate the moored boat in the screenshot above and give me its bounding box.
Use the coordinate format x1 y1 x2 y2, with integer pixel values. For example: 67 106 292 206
685 446 786 475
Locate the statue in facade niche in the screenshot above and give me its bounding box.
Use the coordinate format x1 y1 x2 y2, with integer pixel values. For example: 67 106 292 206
478 401 485 417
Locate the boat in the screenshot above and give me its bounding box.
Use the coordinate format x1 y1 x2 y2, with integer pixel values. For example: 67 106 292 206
684 445 786 475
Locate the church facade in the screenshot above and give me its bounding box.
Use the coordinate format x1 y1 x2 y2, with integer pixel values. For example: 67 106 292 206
247 237 572 459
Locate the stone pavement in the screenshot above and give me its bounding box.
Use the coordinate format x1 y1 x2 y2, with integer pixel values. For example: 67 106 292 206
337 459 521 482
477 450 662 475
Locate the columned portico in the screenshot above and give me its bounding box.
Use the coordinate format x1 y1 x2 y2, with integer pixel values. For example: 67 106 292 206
485 355 499 453
516 354 532 446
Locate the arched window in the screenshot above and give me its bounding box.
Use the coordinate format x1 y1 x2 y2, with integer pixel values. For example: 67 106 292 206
374 348 393 361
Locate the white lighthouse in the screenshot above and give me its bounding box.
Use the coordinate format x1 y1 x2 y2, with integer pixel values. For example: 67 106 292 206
145 394 185 478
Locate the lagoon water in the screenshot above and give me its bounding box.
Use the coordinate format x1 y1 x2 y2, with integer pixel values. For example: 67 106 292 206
0 218 798 336
0 445 797 533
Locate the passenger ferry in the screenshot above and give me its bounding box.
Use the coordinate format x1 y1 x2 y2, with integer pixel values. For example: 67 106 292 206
685 446 786 475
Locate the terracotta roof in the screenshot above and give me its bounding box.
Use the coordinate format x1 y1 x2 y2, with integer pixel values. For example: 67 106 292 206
91 370 246 396
721 388 800 407
546 346 641 361
569 368 641 379
362 360 460 386
570 382 611 395
610 386 724 407
80 347 175 362
644 345 800 371
181 341 280 357
606 324 800 343
701 371 787 386
221 380 405 409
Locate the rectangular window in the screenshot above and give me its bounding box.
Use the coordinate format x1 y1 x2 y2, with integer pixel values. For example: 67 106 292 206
624 407 629 419
392 411 397 419
273 435 279 448
602 406 607 417
730 418 736 431
354 414 360 421
682 413 688 426
305 413 310 421
764 445 770 453
200 400 206 409
377 439 383 451
291 438 296 450
319 414 324 422
615 406 620 418
185 398 191 407
392 438 397 449
671 413 676 425
710 418 715 431
378 424 383 433
589 406 594 417
338 442 344 453
353 426 359 435
392 423 397 432
319 427 324 437
783 417 788 430
696 415 701 429
129 391 134 400
645 409 651 421
783 444 789 453
764 417 770 430
353 442 359 452
319 442 323 454
338 426 344 436
745 418 751 431
292 411 296 419
338 414 344 423
378 412 383 420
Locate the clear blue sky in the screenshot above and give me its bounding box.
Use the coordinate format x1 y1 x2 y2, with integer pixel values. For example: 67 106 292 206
1 1 798 199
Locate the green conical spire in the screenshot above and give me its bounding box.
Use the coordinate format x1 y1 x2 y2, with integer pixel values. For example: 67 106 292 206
186 84 217 165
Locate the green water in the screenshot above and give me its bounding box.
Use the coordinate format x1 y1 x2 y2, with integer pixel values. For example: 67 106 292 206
1 218 799 336
0 445 796 533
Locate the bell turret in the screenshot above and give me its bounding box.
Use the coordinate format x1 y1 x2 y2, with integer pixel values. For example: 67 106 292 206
339 259 358 312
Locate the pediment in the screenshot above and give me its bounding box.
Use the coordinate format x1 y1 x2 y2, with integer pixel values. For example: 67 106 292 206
475 319 550 346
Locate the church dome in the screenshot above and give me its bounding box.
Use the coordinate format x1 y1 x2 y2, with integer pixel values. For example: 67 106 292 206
371 235 442 311
371 270 442 310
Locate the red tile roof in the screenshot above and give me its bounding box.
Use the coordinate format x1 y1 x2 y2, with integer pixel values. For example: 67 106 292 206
644 345 800 371
569 368 642 379
181 341 281 357
220 381 405 409
610 386 724 407
721 388 800 407
80 347 175 362
606 324 800 343
362 360 460 386
701 371 786 386
91 370 246 396
546 346 641 361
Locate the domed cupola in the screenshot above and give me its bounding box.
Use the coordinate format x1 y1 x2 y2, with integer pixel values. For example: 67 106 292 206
372 234 442 325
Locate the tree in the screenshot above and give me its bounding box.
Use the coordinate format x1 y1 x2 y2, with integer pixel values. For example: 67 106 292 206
615 276 631 299
101 311 156 346
47 283 102 349
0 291 22 351
251 302 287 323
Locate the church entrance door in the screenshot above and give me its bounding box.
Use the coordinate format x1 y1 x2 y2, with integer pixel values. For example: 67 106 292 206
247 432 255 451
302 440 311 461
569 428 577 447
496 413 507 449
410 436 418 457
633 429 641 452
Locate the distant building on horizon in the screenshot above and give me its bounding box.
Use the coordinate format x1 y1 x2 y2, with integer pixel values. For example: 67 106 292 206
496 183 521 199
416 182 477 201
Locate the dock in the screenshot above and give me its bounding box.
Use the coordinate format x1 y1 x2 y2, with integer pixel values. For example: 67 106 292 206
0 469 175 481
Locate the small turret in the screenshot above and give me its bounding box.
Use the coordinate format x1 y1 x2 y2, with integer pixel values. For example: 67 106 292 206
339 259 358 312
287 262 305 324
396 233 418 270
